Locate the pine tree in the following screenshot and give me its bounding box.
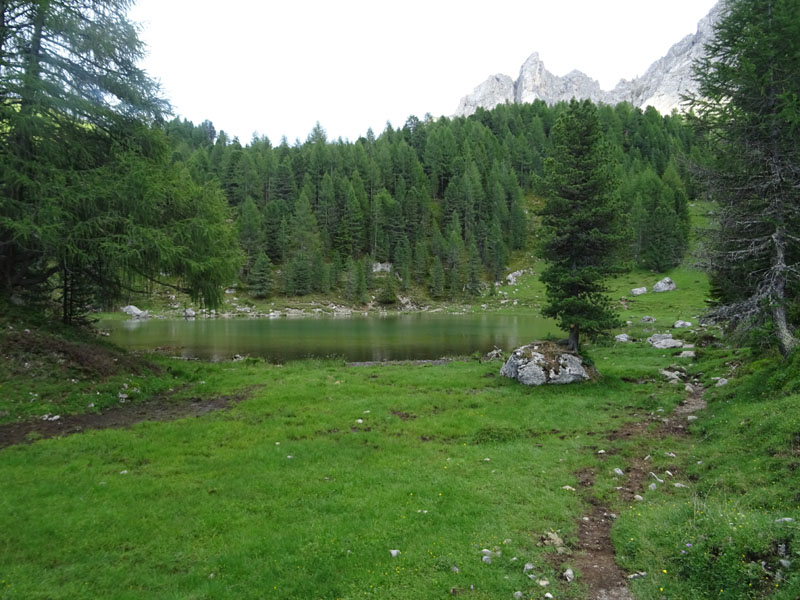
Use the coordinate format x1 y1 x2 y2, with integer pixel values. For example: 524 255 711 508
690 0 800 354
540 99 625 352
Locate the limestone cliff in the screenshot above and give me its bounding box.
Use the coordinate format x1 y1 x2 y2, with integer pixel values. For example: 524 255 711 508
454 2 724 116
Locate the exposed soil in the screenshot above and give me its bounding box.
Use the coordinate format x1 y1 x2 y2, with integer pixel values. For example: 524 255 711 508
0 387 261 449
571 383 706 599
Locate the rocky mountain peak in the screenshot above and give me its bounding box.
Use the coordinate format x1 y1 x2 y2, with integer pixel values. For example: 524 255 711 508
454 2 723 117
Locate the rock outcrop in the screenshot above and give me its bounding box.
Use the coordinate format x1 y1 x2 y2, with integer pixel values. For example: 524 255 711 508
454 2 724 117
500 342 594 386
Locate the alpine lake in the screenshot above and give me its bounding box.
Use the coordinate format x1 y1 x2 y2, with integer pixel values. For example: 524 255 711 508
99 312 560 362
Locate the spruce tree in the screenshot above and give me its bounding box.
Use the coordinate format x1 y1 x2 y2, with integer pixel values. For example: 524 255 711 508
540 99 625 352
249 253 274 299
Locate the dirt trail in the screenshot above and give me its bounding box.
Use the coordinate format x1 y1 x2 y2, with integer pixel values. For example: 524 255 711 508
572 383 706 599
0 387 260 449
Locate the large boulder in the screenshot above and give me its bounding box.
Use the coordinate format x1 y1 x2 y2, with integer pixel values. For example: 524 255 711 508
500 342 593 386
653 277 677 293
121 305 148 319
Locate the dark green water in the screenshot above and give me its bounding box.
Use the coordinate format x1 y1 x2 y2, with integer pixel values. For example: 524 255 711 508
100 313 559 362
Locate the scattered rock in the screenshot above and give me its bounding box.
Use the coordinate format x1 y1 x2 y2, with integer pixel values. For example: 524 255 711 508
634 494 644 501
679 351 696 359
615 333 632 343
715 378 729 387
613 468 624 477
484 346 504 361
627 571 647 580
481 555 492 564
537 579 550 587
674 483 688 488
506 269 527 286
631 287 647 296
563 567 574 583
389 549 401 557
183 308 196 319
500 342 594 386
523 562 535 573
674 320 692 328
653 277 677 292
642 315 657 323
539 531 569 554
562 485 576 492
648 333 684 349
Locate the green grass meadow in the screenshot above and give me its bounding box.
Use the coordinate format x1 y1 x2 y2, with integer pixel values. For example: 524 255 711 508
2 267 799 599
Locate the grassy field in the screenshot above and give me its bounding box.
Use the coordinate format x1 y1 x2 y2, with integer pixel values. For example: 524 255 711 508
1 265 798 599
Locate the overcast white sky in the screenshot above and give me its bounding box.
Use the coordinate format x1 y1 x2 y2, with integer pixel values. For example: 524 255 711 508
130 0 719 144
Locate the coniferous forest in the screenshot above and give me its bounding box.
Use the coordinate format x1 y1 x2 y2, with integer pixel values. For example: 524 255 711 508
163 101 695 303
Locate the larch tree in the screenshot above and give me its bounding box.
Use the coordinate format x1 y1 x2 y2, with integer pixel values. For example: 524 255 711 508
690 0 800 355
540 99 625 352
0 0 240 323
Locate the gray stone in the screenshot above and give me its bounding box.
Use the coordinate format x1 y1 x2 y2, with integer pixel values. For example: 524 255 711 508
121 305 148 319
715 378 729 387
500 342 592 386
183 308 196 319
563 568 574 583
679 351 696 359
631 287 647 296
615 333 632 343
648 333 684 349
674 320 692 328
653 277 677 293
642 316 656 323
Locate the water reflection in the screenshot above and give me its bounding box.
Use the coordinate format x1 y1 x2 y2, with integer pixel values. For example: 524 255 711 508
102 313 559 362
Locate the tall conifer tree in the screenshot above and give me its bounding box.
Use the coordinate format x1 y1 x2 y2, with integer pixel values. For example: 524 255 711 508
540 99 625 352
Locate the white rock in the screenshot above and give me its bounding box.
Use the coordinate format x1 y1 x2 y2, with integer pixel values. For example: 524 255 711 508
716 378 729 387
679 351 697 359
674 483 688 488
613 468 624 477
650 472 664 483
647 333 684 349
634 495 644 501
562 485 576 492
523 562 535 573
674 320 692 328
615 333 632 343
537 579 549 587
482 555 492 564
500 344 590 386
631 287 647 296
641 315 656 323
121 305 148 319
389 549 401 557
653 277 677 293
183 308 196 319
563 567 574 582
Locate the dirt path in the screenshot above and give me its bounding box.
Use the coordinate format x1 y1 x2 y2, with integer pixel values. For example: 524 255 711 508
572 383 706 599
0 387 261 449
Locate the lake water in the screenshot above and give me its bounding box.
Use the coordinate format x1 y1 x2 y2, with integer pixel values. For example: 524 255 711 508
99 313 559 362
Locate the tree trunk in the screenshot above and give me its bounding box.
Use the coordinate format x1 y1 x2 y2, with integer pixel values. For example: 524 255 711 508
567 324 579 353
